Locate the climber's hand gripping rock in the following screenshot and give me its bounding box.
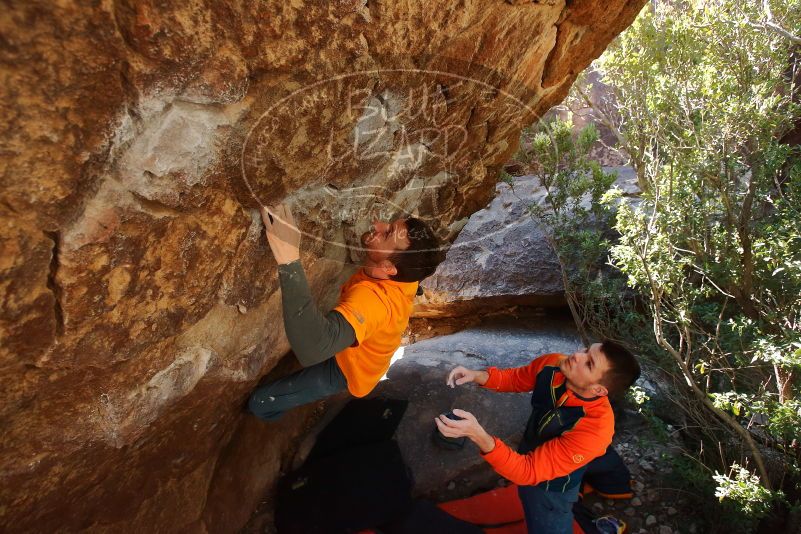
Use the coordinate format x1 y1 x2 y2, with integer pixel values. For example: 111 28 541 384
260 203 301 265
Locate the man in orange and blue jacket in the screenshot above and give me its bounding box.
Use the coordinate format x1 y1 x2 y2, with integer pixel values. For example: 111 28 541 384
437 342 640 534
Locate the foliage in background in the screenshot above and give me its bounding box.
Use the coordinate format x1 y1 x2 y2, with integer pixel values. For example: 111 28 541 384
713 464 785 518
513 120 621 347
579 0 801 525
515 0 801 528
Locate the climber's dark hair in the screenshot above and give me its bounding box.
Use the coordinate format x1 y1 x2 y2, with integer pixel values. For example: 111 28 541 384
388 218 445 283
599 340 640 397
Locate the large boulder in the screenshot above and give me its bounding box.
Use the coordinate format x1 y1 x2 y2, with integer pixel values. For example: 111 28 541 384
420 167 639 315
423 175 565 302
0 2 646 531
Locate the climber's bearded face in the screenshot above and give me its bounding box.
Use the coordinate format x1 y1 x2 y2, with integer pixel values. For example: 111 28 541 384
361 218 412 263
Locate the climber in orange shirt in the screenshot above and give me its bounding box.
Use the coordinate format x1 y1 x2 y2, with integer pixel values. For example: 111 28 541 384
248 203 444 421
436 343 640 534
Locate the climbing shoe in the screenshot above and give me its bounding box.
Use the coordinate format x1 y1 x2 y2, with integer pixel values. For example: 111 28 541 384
595 515 627 534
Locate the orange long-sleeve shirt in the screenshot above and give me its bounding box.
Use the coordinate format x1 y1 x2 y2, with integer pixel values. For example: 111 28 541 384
479 354 614 488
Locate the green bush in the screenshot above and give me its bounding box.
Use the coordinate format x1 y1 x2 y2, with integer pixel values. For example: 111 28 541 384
521 0 801 526
588 0 801 523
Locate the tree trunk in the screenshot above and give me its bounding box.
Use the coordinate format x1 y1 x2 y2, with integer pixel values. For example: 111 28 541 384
776 365 797 404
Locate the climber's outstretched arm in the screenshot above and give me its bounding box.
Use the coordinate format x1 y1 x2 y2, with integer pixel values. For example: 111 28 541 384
261 204 356 366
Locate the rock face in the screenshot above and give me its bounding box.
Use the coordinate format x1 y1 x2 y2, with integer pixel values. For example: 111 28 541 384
421 167 639 314
423 175 565 303
0 2 645 532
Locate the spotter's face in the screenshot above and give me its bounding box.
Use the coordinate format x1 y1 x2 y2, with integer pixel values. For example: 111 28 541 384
559 343 611 397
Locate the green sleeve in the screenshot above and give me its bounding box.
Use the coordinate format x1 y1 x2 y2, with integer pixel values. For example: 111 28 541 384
277 260 356 367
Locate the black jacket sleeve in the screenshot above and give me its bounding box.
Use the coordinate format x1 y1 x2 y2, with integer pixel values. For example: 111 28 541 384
277 260 357 367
